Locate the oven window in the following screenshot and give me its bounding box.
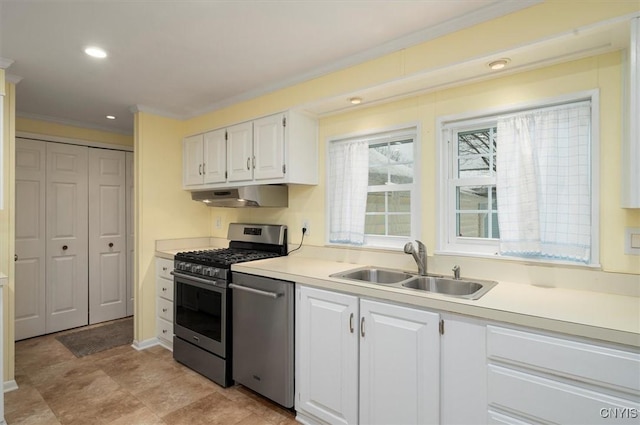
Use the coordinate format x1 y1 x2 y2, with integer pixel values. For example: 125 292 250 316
175 281 223 343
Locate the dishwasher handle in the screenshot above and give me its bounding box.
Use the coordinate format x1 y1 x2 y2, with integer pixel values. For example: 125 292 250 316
229 283 282 299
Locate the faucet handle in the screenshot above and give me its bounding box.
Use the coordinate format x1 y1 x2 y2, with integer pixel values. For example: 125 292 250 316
452 265 460 280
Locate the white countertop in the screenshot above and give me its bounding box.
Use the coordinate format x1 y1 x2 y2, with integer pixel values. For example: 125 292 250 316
228 256 640 348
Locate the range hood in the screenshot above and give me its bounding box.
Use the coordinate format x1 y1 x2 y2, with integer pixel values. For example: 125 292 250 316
191 185 288 208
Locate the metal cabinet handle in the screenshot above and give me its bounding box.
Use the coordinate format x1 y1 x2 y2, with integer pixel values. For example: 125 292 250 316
202 163 206 174
108 242 114 248
252 155 256 169
162 308 167 313
162 329 167 334
229 283 281 299
349 313 354 333
246 157 251 170
199 164 202 175
162 267 167 271
14 254 18 262
62 245 68 251
360 317 365 337
162 287 167 292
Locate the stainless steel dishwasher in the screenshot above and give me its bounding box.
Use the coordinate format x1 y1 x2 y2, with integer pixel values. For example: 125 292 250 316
230 272 294 408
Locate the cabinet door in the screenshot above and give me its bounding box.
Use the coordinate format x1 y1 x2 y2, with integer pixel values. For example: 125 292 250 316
183 134 204 187
203 129 227 184
253 113 285 181
89 148 127 324
296 286 358 425
46 143 89 333
359 299 440 425
15 139 47 340
227 122 253 182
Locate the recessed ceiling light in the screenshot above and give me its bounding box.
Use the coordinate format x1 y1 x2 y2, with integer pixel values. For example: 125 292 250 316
106 115 116 120
349 97 362 105
85 46 107 58
488 58 510 70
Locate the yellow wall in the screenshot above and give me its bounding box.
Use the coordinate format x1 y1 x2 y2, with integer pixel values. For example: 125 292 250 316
16 117 133 147
133 112 210 342
2 79 16 383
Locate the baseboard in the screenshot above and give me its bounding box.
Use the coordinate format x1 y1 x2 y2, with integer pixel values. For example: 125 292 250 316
131 337 160 351
4 379 18 393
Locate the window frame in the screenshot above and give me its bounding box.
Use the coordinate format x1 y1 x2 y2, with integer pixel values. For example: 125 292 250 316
326 124 421 250
436 90 600 266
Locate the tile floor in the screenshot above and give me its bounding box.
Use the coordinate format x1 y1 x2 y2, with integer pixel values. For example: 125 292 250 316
6 321 298 425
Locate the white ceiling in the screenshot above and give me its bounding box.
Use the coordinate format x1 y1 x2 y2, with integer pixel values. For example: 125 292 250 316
0 0 538 134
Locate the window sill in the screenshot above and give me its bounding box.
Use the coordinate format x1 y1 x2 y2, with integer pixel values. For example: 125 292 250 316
434 249 602 270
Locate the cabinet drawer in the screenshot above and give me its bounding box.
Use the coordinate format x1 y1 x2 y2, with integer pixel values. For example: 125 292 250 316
156 257 174 280
157 276 174 301
487 326 640 394
157 297 173 322
488 365 640 424
157 316 173 343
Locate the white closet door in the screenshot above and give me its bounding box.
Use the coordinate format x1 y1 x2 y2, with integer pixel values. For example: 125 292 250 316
46 143 89 333
89 148 127 324
126 151 134 317
15 139 47 340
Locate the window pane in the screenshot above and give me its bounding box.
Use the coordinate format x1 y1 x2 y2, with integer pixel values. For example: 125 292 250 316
365 215 385 235
458 130 492 156
369 144 389 166
366 192 386 212
459 155 491 177
368 166 387 185
457 186 489 210
389 140 414 162
388 191 411 212
457 212 489 238
389 214 411 236
389 164 413 184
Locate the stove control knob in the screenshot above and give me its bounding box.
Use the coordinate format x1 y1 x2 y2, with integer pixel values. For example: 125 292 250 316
202 267 213 277
192 265 202 274
176 262 186 271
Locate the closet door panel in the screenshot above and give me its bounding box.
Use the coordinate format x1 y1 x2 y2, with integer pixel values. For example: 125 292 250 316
46 143 89 334
15 139 47 340
89 149 127 324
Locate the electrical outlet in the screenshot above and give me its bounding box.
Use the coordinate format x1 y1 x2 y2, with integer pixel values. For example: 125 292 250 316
302 219 310 235
215 216 222 229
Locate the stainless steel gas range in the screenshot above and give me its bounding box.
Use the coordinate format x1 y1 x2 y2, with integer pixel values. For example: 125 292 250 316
170 223 288 389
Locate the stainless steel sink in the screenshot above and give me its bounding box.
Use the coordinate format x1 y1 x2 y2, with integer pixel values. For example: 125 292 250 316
402 276 497 300
330 267 414 284
331 266 497 300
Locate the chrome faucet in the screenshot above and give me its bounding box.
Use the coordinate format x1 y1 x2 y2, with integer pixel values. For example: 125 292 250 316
404 240 427 275
452 265 460 280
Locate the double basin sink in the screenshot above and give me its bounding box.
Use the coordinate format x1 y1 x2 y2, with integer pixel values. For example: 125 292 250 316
330 266 497 300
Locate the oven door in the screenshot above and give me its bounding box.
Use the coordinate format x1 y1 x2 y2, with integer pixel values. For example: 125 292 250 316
172 271 229 358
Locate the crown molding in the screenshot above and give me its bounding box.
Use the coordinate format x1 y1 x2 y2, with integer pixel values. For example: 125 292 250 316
6 74 23 84
16 111 133 136
0 57 14 69
129 104 185 120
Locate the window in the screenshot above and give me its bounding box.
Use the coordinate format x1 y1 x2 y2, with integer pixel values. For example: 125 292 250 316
328 127 418 249
438 92 599 265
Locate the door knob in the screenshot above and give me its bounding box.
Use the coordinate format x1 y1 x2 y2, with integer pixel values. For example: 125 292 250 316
62 245 68 251
109 242 114 248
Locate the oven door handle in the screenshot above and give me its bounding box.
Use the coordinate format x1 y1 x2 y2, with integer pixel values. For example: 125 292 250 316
171 270 224 287
229 283 281 299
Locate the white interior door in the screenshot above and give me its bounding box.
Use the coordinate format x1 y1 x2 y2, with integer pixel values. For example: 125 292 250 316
89 148 127 324
46 143 89 333
126 151 134 317
15 139 47 340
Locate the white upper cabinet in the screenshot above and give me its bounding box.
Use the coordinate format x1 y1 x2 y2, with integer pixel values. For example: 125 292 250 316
183 134 204 187
182 110 318 190
227 122 254 183
623 17 640 208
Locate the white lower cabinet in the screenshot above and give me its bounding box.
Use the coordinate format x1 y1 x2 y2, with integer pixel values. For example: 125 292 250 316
295 285 440 425
155 257 174 349
486 325 640 424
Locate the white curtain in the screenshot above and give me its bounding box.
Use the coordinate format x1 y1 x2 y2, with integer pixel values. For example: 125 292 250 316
496 102 591 263
328 140 369 244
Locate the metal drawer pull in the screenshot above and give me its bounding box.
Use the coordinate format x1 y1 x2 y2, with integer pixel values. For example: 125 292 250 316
162 308 167 313
247 157 251 170
360 317 365 337
349 313 354 333
229 283 281 299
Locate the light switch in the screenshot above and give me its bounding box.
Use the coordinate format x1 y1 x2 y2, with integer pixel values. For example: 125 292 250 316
625 227 640 255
